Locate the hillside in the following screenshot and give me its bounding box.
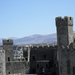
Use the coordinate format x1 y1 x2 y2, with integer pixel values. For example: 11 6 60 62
0 33 57 45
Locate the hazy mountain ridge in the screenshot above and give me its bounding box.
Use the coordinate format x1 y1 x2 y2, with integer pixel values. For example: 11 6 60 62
14 33 57 45
0 33 57 45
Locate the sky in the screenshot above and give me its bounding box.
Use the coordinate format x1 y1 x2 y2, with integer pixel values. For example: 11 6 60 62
0 0 75 38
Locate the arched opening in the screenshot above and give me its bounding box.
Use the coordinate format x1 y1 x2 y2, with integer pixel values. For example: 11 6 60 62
8 57 10 61
70 17 71 20
8 72 10 74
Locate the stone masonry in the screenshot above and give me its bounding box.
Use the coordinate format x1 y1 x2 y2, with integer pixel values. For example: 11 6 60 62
1 16 75 75
0 39 57 75
55 16 75 75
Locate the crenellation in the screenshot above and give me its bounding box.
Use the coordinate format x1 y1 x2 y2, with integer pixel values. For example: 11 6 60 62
23 45 57 51
56 16 73 26
56 16 75 75
3 39 13 43
1 16 75 75
32 46 38 49
43 46 48 49
3 39 13 45
23 44 57 51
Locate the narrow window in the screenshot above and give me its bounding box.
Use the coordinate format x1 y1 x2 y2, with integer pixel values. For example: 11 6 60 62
32 56 35 61
8 72 10 74
25 58 27 61
67 60 70 74
37 64 39 68
7 40 9 42
73 66 75 74
44 55 46 58
8 57 10 61
70 17 71 20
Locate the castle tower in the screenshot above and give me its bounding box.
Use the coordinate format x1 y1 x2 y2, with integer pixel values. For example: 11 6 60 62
55 16 74 75
56 16 73 46
0 50 6 75
3 39 14 61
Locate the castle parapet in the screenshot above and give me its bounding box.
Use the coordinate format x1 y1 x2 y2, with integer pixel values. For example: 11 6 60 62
3 39 13 45
23 45 57 51
56 16 73 26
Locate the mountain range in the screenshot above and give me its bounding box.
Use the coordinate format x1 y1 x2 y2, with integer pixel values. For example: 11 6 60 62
0 33 57 45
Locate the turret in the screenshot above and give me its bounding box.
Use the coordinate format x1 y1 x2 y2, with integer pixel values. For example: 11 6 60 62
55 16 73 46
3 39 14 61
55 16 74 75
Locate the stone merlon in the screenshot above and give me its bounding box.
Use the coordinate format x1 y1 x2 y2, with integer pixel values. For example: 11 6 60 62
55 16 73 26
3 39 13 45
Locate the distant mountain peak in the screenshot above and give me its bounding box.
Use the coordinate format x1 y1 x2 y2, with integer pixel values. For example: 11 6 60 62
0 33 57 45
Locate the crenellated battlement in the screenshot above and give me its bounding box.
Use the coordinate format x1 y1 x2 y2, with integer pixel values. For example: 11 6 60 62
3 39 13 45
23 44 57 50
55 16 73 26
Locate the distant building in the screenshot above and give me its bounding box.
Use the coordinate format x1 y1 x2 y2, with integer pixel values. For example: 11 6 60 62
13 46 23 57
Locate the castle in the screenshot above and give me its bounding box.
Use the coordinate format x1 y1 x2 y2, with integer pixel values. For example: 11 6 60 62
0 16 75 75
1 39 57 75
56 16 75 75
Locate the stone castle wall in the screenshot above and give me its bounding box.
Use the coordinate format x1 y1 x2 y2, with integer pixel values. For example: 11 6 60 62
0 50 6 75
6 61 30 75
23 45 57 74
